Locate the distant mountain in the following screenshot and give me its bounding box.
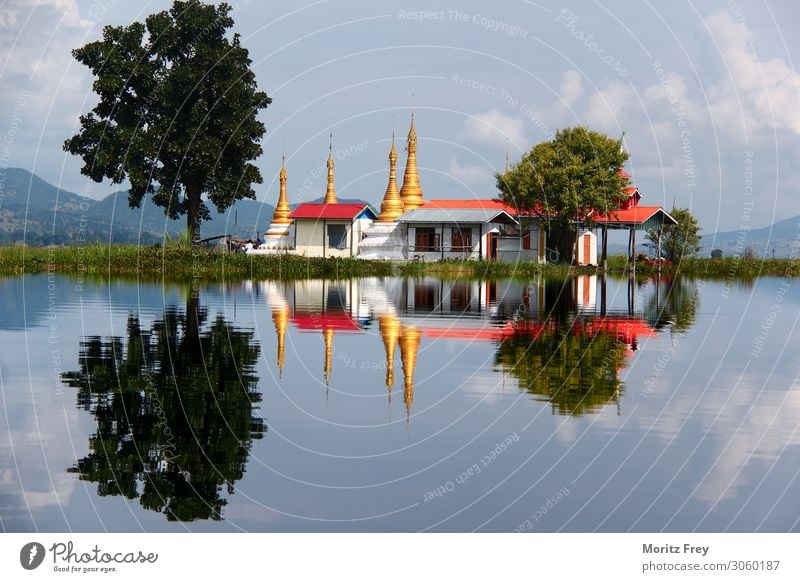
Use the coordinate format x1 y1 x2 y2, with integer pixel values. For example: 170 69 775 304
0 168 275 245
701 215 800 258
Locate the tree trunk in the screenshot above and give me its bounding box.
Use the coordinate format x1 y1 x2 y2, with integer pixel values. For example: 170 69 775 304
186 184 202 246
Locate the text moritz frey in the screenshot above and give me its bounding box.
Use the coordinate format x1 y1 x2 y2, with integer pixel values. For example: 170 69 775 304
643 543 710 557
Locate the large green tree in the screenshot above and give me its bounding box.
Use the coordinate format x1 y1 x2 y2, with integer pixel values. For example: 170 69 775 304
497 127 629 262
64 0 270 244
646 206 701 263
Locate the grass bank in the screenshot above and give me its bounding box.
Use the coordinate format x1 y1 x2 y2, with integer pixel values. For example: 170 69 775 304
0 245 796 281
0 245 394 280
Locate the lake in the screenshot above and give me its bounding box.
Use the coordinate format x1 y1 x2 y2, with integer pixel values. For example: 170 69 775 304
1 273 799 532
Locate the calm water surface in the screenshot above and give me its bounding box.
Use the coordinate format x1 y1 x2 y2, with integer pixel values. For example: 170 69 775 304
1 273 799 532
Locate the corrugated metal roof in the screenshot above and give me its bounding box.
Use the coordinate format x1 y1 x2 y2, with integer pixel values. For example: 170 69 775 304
290 203 376 220
398 207 518 224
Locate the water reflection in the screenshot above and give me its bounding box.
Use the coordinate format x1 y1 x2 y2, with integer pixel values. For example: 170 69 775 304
61 295 265 522
261 274 692 416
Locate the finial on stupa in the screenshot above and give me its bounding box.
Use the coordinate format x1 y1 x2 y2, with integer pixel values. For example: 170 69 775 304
323 134 338 204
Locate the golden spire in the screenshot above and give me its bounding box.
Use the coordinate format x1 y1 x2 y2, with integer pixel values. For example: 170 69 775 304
399 112 424 210
272 304 290 378
376 132 405 222
323 327 334 384
399 325 421 420
323 143 338 205
379 314 401 400
272 154 292 225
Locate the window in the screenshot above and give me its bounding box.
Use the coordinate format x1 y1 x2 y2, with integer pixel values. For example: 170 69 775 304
522 231 531 250
450 227 472 252
414 227 440 251
327 224 347 249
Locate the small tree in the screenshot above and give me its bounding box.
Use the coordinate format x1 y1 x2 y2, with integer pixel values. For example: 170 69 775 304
646 206 701 263
710 249 723 259
64 0 270 244
497 126 629 262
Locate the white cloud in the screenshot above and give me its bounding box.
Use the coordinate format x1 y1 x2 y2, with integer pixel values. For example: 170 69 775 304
583 81 635 133
705 9 800 136
462 108 526 148
447 157 494 186
560 70 584 105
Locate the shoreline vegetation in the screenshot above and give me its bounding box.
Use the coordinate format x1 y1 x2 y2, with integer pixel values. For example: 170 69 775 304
0 245 798 281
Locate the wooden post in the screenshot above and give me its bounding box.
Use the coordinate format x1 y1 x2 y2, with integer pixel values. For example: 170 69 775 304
441 223 445 261
601 224 608 271
632 227 636 274
656 227 662 273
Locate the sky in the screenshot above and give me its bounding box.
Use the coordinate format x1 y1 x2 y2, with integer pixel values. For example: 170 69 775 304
1 0 799 234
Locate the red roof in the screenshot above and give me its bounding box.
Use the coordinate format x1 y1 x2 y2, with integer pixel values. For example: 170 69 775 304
593 206 675 225
423 199 541 216
290 203 374 220
618 168 632 180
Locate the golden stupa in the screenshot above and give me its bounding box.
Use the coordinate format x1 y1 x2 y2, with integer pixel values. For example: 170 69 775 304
376 133 404 222
323 149 338 205
272 155 292 225
399 112 424 211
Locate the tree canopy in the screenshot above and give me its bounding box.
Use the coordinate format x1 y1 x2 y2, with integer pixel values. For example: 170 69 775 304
646 206 701 263
63 0 270 243
497 126 629 260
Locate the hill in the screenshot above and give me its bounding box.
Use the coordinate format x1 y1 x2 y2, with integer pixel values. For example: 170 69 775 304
0 168 276 245
701 215 800 258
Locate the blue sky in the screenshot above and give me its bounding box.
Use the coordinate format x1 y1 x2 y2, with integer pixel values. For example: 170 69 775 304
1 0 799 233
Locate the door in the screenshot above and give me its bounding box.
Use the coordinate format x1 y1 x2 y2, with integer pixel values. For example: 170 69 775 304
488 233 499 260
583 234 591 265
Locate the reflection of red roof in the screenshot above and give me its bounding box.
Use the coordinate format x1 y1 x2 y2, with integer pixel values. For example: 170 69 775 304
290 203 374 220
291 312 362 331
593 206 676 225
419 316 655 344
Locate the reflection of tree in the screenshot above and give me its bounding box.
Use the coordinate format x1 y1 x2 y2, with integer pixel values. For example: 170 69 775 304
61 296 264 521
646 276 699 333
495 325 626 416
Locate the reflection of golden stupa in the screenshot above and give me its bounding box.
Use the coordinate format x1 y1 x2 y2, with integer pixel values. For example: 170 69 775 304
399 112 424 211
323 327 334 384
378 313 401 400
272 155 292 225
323 148 338 205
399 325 421 419
376 133 404 222
272 304 290 378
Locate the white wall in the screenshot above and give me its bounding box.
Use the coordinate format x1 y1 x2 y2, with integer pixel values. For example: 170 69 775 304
294 219 359 258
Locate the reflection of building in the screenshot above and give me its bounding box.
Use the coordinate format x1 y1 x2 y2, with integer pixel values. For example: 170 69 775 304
265 275 674 416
